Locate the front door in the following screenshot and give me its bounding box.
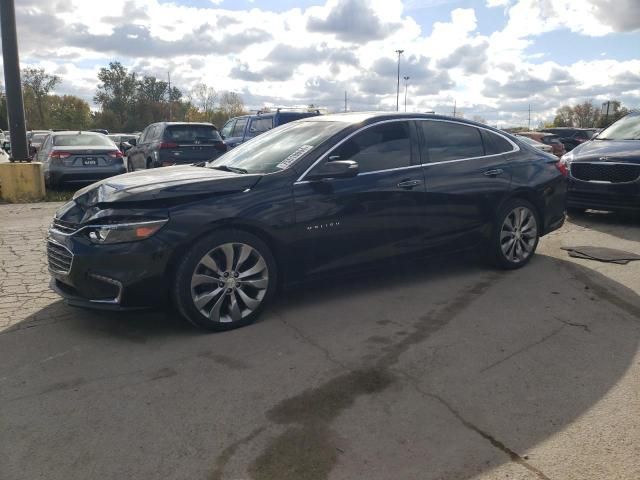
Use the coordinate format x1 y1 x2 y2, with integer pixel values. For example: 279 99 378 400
292 120 427 276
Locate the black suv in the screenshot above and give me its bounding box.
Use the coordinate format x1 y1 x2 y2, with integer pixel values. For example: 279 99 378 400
127 122 227 170
541 128 596 152
220 109 321 148
48 113 567 331
563 113 640 212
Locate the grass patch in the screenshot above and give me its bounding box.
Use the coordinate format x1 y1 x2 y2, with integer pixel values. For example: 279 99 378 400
44 189 75 202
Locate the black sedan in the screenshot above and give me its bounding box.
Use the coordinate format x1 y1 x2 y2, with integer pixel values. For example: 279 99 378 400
47 113 567 331
563 113 640 212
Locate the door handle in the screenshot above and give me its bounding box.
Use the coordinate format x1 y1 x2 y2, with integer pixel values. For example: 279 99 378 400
397 179 423 189
483 168 504 177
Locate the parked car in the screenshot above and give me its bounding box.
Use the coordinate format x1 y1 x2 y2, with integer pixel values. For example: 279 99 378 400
220 109 322 148
515 135 553 154
0 147 9 163
541 127 595 152
88 129 109 135
127 122 227 170
29 132 51 156
562 113 640 213
517 132 566 157
38 131 126 189
108 134 139 155
47 113 567 331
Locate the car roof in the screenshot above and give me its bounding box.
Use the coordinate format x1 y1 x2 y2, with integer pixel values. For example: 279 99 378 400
297 111 495 128
51 131 107 136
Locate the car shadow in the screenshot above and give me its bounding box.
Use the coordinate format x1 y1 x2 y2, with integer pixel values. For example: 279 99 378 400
1 252 639 480
568 209 640 243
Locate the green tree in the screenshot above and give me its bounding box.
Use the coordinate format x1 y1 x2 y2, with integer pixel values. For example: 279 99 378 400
94 62 138 127
598 100 629 128
572 101 600 128
22 68 61 129
553 105 575 127
48 95 92 130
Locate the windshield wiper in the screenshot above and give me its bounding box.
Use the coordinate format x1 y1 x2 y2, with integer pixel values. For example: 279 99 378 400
211 165 248 174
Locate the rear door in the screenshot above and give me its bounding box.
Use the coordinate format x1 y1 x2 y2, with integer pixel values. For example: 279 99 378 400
128 126 151 170
160 125 226 165
293 120 427 276
223 118 249 148
417 120 514 247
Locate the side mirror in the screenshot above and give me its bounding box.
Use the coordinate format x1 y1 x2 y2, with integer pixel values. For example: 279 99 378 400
306 160 359 181
128 138 137 146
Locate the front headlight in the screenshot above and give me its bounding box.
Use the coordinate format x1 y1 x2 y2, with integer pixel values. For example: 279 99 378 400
85 219 168 244
560 151 574 163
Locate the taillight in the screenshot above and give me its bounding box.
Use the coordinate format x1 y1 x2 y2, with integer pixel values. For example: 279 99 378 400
215 142 227 153
50 151 71 159
160 142 178 149
108 150 124 158
555 159 569 177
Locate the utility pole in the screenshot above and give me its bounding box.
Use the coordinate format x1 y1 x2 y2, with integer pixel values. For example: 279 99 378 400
0 0 28 161
344 90 347 112
167 71 172 122
453 100 457 118
395 49 404 112
403 76 410 112
528 104 531 130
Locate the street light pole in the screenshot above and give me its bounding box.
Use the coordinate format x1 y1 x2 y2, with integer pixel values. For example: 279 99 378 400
395 49 404 112
0 0 29 161
403 76 410 112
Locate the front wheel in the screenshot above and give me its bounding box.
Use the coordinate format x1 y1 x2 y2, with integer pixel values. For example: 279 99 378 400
490 199 540 269
173 230 277 331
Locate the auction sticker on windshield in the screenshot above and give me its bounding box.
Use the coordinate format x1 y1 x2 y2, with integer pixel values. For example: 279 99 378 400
276 144 314 169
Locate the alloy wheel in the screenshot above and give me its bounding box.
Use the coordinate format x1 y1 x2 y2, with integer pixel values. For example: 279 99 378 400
190 242 269 323
500 206 538 263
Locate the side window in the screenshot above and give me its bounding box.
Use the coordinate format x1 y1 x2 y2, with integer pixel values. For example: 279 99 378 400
420 121 483 163
246 117 273 138
220 120 235 139
231 118 248 138
329 122 411 174
481 130 514 155
139 127 150 144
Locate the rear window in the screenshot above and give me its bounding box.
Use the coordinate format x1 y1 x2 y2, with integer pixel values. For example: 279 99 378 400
542 135 562 145
248 118 273 137
164 125 222 143
32 134 48 143
53 134 115 147
481 130 513 155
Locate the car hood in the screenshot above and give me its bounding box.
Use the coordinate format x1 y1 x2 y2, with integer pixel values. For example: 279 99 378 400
73 165 263 207
570 140 640 163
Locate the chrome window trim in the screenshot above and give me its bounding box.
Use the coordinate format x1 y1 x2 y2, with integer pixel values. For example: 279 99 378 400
295 118 520 184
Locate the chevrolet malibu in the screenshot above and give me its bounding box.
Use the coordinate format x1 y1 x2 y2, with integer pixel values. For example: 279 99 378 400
47 113 567 331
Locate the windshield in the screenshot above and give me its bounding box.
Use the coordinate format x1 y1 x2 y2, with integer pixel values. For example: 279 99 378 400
32 134 48 143
207 120 345 174
596 114 640 140
54 134 115 147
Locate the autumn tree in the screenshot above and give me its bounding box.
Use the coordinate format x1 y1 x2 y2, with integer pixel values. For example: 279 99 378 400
94 62 138 127
22 68 60 128
48 95 92 130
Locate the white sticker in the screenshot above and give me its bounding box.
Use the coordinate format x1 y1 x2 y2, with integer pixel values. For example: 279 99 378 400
276 144 314 169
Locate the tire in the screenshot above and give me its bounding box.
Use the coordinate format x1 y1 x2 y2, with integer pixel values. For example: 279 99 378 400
173 230 277 331
490 198 540 270
146 158 153 169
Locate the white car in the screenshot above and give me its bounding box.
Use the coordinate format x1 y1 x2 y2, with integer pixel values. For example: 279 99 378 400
516 135 554 154
0 148 10 163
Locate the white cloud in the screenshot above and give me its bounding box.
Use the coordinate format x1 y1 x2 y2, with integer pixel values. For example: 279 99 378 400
10 0 640 127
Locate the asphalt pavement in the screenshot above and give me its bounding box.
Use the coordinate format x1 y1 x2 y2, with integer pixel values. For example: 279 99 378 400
0 203 639 480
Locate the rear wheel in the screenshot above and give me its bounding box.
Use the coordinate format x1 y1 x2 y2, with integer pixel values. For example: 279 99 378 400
490 199 540 269
173 230 277 331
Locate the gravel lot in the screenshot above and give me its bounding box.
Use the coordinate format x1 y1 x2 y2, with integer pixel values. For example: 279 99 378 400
1 202 639 480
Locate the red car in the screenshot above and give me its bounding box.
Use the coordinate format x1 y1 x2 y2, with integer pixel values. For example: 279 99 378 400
518 132 566 158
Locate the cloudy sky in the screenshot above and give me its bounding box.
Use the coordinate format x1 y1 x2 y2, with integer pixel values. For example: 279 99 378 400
10 0 640 126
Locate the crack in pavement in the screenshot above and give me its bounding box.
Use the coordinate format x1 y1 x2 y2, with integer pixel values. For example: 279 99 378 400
479 325 566 374
246 272 503 480
398 370 553 480
211 426 266 480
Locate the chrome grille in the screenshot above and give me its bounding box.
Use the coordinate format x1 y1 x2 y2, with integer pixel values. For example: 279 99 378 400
47 241 73 274
51 218 78 234
571 162 640 183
